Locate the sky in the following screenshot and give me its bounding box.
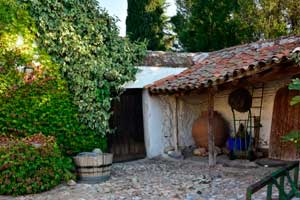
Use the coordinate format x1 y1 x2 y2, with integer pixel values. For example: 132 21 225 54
99 0 177 36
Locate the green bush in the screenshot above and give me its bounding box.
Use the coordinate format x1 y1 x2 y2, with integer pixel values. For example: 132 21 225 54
0 0 107 155
0 134 74 196
0 78 107 155
22 0 146 136
0 0 37 95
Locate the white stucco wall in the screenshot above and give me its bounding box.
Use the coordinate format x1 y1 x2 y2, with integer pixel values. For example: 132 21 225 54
213 80 289 149
123 66 186 158
144 78 292 157
142 90 167 157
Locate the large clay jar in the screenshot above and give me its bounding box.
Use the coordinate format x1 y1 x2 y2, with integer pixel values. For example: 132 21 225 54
192 111 228 148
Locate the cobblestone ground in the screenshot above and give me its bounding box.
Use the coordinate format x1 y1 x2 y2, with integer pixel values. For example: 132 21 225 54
0 158 279 200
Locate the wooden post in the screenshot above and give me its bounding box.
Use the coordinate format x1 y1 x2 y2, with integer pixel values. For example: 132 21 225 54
174 96 179 151
253 116 260 151
208 87 216 166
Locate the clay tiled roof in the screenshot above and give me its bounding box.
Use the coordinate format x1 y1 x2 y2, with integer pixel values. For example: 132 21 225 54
148 36 300 94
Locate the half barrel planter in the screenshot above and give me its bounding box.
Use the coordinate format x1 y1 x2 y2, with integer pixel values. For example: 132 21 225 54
73 152 113 184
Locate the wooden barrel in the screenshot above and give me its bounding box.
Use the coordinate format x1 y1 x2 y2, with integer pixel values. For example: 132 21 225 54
73 153 113 184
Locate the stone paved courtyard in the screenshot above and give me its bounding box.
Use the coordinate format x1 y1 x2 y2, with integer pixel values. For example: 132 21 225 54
0 158 280 200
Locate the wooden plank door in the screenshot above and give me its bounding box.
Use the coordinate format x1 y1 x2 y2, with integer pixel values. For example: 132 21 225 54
269 86 300 160
109 89 146 162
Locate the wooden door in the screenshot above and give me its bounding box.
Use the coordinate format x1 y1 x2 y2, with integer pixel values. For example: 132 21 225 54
109 89 146 162
269 86 300 160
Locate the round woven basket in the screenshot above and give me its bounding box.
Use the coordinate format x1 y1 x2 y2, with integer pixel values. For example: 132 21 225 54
228 88 252 113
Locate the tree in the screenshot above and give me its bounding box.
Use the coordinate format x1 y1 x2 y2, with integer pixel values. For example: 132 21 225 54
285 0 300 35
255 0 300 38
172 0 300 52
126 0 168 50
172 0 256 52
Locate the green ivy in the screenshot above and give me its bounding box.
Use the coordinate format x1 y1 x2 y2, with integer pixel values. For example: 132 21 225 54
0 134 74 196
0 0 36 95
0 79 107 155
21 0 147 136
0 0 107 155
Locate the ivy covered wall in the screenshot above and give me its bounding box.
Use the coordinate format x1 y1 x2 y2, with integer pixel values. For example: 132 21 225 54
0 0 146 155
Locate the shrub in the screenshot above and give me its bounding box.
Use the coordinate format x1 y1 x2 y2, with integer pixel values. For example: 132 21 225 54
0 0 37 95
0 134 74 195
0 78 107 155
22 0 147 136
0 0 107 155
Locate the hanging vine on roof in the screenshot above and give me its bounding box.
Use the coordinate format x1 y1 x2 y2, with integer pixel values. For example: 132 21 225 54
21 0 146 135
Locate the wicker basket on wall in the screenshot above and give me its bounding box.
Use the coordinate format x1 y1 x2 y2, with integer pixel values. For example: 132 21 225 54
73 152 113 184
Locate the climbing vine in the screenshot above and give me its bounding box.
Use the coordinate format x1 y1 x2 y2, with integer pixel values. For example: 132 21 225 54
0 0 36 95
0 0 112 154
19 0 146 136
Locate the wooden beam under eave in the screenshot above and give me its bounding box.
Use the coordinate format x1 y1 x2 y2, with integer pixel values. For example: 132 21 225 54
216 64 300 92
208 87 216 166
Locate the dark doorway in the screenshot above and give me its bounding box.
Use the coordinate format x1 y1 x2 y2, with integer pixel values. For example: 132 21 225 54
109 89 146 162
269 86 300 160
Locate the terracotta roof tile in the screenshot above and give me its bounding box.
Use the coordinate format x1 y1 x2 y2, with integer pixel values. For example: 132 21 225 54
148 36 300 94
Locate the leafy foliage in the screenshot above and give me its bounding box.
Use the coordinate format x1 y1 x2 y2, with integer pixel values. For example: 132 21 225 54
0 79 107 155
289 78 300 106
0 0 107 155
281 130 300 149
0 1 145 195
126 0 169 50
22 0 146 136
288 55 300 106
172 0 256 52
0 134 74 195
172 0 300 52
254 0 300 39
0 0 37 95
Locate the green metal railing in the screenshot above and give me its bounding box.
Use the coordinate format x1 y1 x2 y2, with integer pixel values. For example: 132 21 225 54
246 161 300 200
